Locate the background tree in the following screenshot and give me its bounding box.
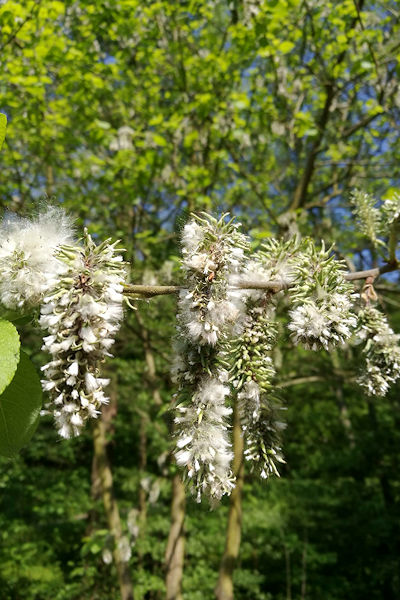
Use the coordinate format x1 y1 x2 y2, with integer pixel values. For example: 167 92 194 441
1 0 400 599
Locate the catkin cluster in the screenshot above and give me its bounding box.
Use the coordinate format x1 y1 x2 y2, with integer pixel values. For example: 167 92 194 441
229 244 292 479
2 205 399 500
0 208 74 310
288 241 357 351
356 305 400 396
40 231 127 438
173 214 248 503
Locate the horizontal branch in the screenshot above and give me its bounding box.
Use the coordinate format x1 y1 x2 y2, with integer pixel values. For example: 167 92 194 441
124 263 399 298
123 284 181 298
279 376 325 388
344 263 398 280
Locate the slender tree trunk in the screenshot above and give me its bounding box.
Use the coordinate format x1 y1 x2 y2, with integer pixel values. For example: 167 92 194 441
92 383 134 600
135 313 160 534
137 312 162 408
330 351 355 447
165 474 186 600
300 532 308 600
135 313 187 599
284 543 292 600
215 404 244 600
136 313 160 531
138 413 148 525
335 385 355 447
136 411 148 570
164 430 186 600
46 164 54 198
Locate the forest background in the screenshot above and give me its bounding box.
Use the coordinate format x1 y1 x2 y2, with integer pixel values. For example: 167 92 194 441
1 1 400 599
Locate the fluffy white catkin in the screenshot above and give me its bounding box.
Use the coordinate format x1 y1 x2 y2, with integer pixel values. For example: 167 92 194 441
40 230 128 438
173 214 248 503
356 305 400 396
0 207 74 310
288 242 357 351
229 247 287 479
178 213 248 345
175 372 235 503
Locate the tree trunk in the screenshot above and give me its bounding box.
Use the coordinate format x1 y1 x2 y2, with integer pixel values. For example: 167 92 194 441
284 543 292 600
165 474 186 600
215 404 244 600
135 312 187 600
138 413 148 525
92 382 134 600
136 311 162 408
330 351 355 447
335 385 355 447
300 532 308 600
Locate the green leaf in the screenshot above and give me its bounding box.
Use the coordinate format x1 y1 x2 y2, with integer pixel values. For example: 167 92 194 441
0 305 32 324
152 133 167 147
0 350 42 457
277 40 295 54
0 113 7 150
0 320 20 395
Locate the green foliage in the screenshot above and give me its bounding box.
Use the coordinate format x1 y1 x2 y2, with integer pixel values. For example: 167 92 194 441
0 319 20 395
0 113 6 150
0 351 42 457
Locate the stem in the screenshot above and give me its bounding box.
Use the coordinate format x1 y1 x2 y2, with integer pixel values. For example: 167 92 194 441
125 284 181 298
388 226 398 264
291 83 335 211
123 263 400 299
215 403 244 600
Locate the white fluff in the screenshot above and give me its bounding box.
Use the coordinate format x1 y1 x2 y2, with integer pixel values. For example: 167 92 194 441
40 231 127 438
175 373 235 502
0 207 74 309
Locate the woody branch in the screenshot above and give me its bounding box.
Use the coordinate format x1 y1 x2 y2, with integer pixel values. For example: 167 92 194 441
123 263 399 298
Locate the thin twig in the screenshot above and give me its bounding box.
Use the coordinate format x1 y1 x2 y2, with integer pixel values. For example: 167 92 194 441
123 263 399 298
124 285 181 298
279 376 325 388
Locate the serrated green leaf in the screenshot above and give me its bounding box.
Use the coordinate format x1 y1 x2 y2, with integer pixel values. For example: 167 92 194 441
0 320 20 395
0 113 7 150
0 350 42 458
